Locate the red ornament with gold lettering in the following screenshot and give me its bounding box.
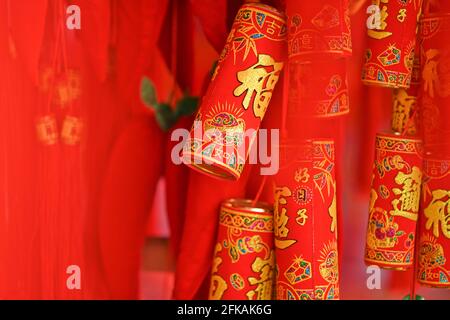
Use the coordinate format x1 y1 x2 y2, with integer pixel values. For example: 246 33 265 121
419 13 450 157
274 140 339 300
182 3 286 180
392 40 421 135
362 0 423 88
209 199 275 300
288 59 349 118
365 133 423 270
417 158 450 288
286 0 352 61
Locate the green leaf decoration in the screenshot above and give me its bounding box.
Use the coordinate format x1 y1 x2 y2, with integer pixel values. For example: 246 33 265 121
175 96 199 117
141 77 158 107
141 77 200 131
402 294 425 300
154 103 175 132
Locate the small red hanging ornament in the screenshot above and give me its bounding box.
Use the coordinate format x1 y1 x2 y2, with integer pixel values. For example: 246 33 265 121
209 199 275 300
61 116 84 146
36 115 59 145
274 140 339 300
391 40 421 135
362 0 423 88
286 0 352 62
288 58 349 118
182 2 286 180
365 133 423 270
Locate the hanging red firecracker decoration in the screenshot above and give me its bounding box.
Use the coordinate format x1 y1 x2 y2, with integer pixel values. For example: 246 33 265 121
61 116 84 146
419 13 450 157
288 58 349 118
209 199 275 300
391 40 421 136
274 140 339 300
365 133 423 270
36 115 59 145
417 157 450 288
182 3 286 180
362 0 423 88
286 0 352 62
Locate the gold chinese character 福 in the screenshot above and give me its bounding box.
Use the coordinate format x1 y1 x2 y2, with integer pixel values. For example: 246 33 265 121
424 189 450 239
234 54 284 119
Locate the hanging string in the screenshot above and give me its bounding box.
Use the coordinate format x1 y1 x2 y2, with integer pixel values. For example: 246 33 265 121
58 0 73 113
6 0 17 59
251 176 267 207
281 63 289 140
168 0 179 105
45 16 62 114
109 0 118 78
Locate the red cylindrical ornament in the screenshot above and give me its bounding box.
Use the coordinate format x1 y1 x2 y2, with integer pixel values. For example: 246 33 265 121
365 133 423 270
182 3 286 180
209 199 275 300
274 140 339 300
419 13 450 157
362 0 423 88
288 58 349 118
391 40 421 135
417 157 450 288
286 0 352 62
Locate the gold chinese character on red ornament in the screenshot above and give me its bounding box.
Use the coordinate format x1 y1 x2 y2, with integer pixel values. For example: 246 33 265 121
274 186 297 249
296 209 308 226
366 0 392 39
397 8 407 23
392 88 416 134
390 166 422 221
246 250 275 300
294 168 310 183
234 54 283 119
424 189 450 239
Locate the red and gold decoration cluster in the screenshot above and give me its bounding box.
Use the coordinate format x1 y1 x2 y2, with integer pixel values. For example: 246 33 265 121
414 9 450 289
365 133 423 270
362 0 423 88
274 140 339 300
363 0 450 291
417 158 450 288
286 0 352 60
208 140 340 300
419 12 450 157
286 0 352 118
209 199 275 300
182 2 286 180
